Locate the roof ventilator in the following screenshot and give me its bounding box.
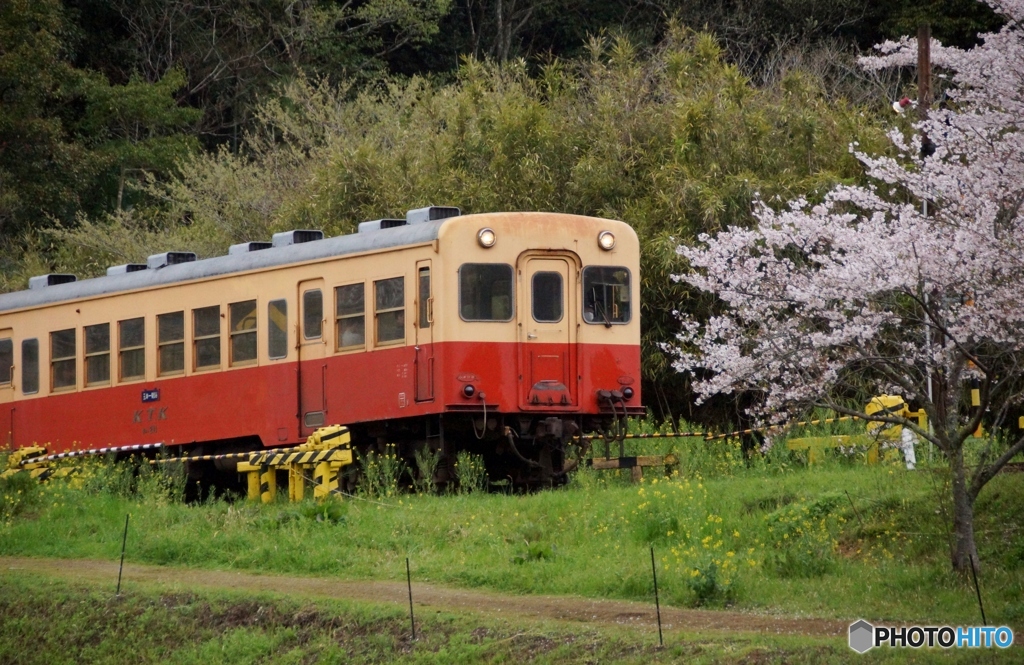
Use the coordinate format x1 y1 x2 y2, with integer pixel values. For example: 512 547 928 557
357 219 406 233
106 264 148 276
228 241 273 255
28 274 77 290
271 230 324 247
147 252 197 270
406 206 461 224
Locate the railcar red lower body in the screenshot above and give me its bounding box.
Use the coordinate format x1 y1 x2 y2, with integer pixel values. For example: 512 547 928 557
3 341 641 458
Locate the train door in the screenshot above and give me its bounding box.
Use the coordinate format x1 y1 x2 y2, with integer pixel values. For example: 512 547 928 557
414 260 434 401
298 279 327 436
517 253 578 409
0 329 12 446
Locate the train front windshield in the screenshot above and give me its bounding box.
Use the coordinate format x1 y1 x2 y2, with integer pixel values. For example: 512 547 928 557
582 266 631 325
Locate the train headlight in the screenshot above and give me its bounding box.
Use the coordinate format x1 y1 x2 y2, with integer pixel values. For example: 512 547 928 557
598 231 616 250
478 228 496 248
463 384 476 398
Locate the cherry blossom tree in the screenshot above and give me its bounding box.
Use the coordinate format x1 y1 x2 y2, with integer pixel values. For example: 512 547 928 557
670 0 1024 574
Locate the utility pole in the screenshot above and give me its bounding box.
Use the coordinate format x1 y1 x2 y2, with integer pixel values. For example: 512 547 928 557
919 24 936 460
918 25 932 122
918 25 935 158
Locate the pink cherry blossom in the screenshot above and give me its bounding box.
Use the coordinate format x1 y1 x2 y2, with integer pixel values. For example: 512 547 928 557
670 0 1024 573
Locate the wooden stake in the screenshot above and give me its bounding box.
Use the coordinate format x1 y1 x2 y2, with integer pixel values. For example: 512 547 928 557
406 557 416 640
116 513 130 596
650 547 663 647
970 554 987 625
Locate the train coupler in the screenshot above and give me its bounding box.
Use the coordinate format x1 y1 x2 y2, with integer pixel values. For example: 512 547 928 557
596 390 629 456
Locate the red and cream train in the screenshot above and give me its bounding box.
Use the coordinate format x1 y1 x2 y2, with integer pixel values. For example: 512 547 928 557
0 208 641 485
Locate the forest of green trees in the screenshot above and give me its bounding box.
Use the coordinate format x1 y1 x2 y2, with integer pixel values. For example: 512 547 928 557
0 0 1003 423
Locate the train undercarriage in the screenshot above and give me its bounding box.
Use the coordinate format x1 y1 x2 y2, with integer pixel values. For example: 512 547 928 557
348 409 627 490
4 411 633 499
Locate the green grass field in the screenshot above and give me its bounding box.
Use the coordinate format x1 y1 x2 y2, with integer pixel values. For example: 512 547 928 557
2 432 1023 632
6 571 962 665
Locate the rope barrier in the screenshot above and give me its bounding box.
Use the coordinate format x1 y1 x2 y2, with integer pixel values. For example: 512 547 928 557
148 451 255 465
146 444 353 466
17 416 859 469
21 430 352 468
21 442 166 466
577 416 858 443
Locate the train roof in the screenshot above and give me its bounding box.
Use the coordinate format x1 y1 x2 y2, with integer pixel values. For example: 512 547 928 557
0 218 448 314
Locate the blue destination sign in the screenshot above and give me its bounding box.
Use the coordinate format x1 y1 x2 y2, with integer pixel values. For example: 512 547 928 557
141 389 160 403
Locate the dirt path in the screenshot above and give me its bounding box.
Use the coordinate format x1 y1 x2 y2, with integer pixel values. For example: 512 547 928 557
0 556 846 638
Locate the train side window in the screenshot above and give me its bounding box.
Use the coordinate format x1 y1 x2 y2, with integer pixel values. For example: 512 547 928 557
119 318 145 381
22 339 38 394
84 323 110 386
335 283 365 349
0 338 11 386
51 328 76 390
158 312 185 375
303 289 323 340
375 277 404 344
459 263 513 321
418 268 430 328
229 300 257 365
193 306 221 369
532 272 563 323
268 299 288 360
582 266 631 325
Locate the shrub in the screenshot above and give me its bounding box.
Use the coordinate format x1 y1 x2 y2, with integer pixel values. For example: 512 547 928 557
413 446 440 495
358 444 405 499
453 451 486 494
70 455 186 504
511 522 554 564
763 492 844 578
0 472 40 522
686 558 735 606
635 507 680 546
299 498 348 524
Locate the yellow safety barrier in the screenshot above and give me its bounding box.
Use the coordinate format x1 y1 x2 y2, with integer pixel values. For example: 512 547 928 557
2 427 354 504
260 465 277 503
787 396 928 465
237 426 353 503
786 435 879 465
1 446 48 480
313 461 342 500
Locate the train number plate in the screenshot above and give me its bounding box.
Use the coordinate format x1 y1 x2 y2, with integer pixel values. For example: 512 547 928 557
142 389 160 402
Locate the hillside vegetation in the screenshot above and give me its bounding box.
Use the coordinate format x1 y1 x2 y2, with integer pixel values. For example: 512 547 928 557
4 2 1003 421
5 26 894 419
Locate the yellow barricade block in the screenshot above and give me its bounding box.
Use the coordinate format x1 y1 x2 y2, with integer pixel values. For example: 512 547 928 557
786 435 879 465
235 426 353 503
313 461 342 500
307 425 351 450
237 461 262 501
288 464 305 502
259 466 277 503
